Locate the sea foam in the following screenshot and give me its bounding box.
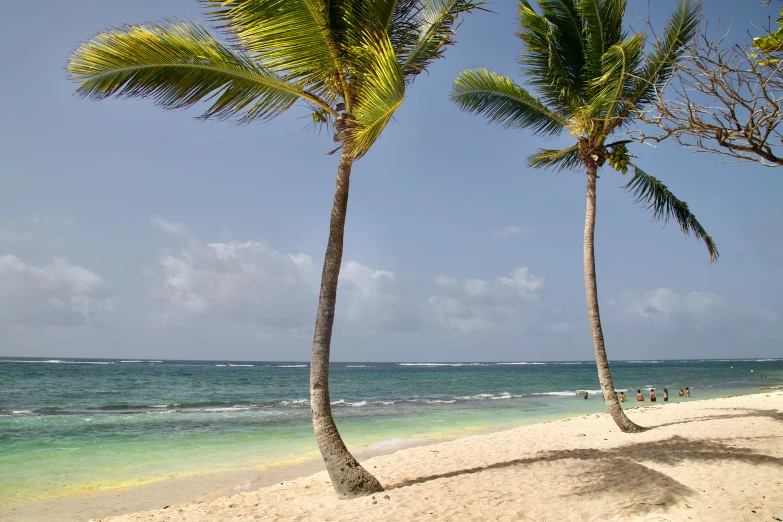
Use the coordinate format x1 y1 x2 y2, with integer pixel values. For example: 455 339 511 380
533 391 577 397
11 360 115 365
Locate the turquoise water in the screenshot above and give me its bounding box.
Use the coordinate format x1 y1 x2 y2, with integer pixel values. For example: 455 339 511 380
1 357 781 504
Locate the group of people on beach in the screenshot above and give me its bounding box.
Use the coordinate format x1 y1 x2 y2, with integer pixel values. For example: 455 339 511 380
615 387 690 403
582 387 691 402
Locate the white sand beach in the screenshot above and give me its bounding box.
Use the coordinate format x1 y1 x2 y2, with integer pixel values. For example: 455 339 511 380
4 392 782 522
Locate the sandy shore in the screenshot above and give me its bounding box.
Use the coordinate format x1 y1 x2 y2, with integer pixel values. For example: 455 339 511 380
5 392 783 521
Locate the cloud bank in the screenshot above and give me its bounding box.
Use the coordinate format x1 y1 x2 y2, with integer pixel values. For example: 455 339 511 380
0 255 113 327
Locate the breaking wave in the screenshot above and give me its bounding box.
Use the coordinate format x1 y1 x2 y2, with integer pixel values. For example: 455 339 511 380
7 360 115 365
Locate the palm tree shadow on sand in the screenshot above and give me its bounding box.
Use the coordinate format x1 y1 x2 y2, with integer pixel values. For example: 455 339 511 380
386 433 783 519
651 407 783 428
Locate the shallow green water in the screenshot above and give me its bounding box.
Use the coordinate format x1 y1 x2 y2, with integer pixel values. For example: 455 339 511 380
1 357 780 504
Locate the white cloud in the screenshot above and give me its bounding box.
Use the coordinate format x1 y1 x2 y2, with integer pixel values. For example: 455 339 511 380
434 275 458 288
497 267 545 296
428 267 545 333
339 261 395 320
494 225 528 238
149 240 563 336
0 255 113 326
336 261 423 331
463 278 488 296
609 287 727 324
152 218 189 235
152 241 317 328
150 241 412 331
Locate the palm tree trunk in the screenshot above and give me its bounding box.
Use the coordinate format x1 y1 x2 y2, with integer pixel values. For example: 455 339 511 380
310 152 384 497
583 166 645 433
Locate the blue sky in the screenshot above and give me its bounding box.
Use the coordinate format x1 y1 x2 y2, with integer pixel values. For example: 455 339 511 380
1 1 781 362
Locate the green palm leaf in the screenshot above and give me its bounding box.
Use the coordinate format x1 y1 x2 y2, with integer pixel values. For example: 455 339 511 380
518 1 585 113
397 0 485 80
536 0 588 80
578 0 626 80
590 33 644 132
373 0 422 57
68 20 318 122
624 165 719 264
451 68 569 135
345 32 405 158
201 0 344 101
527 145 581 171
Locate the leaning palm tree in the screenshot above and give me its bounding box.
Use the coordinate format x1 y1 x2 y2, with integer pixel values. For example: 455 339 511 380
68 0 482 496
452 0 716 433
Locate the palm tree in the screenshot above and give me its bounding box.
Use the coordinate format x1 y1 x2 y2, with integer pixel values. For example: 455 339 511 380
451 0 717 433
68 0 482 496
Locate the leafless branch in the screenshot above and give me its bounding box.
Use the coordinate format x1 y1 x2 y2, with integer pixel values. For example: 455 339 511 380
632 25 783 168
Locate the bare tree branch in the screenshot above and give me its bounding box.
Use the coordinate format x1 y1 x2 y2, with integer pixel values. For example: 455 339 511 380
633 25 783 167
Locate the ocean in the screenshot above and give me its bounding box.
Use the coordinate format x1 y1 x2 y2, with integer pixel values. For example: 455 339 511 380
1 357 781 505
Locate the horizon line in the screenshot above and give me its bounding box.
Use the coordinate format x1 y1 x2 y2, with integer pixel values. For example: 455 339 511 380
1 356 779 364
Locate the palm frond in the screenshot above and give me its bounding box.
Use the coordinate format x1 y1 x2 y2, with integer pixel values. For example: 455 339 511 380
517 1 585 114
373 0 424 60
624 165 718 264
625 0 701 113
527 145 581 171
589 33 644 132
344 32 405 158
201 0 345 103
397 0 485 81
537 0 589 78
68 20 318 122
578 0 627 80
451 67 569 135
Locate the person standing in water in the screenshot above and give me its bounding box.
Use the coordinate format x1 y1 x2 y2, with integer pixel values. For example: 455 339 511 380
636 390 644 402
678 389 684 397
685 387 691 397
663 388 669 402
650 388 657 402
619 391 626 402
583 391 589 400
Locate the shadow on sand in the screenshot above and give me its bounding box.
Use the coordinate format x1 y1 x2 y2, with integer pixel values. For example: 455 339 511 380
651 407 783 428
386 409 783 518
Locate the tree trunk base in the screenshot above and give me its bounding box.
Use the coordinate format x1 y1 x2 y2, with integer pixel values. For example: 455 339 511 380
606 396 648 433
313 405 385 497
328 463 385 498
617 420 647 434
